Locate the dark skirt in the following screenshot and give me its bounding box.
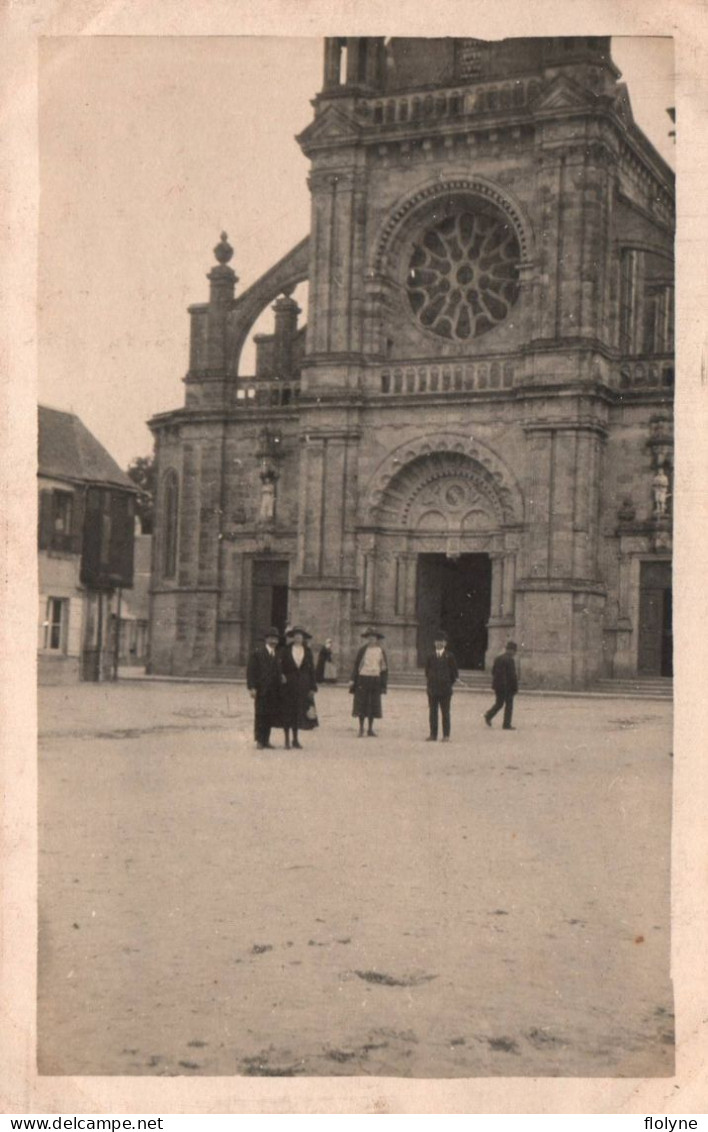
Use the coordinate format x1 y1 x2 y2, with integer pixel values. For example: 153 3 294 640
352 675 383 719
281 671 318 730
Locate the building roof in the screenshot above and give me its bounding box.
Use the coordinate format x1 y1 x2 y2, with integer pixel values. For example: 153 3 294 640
38 405 135 490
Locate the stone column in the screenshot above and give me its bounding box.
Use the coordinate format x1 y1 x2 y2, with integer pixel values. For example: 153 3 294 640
298 435 326 576
272 291 300 377
323 38 342 90
501 552 517 617
303 165 368 365
489 553 504 617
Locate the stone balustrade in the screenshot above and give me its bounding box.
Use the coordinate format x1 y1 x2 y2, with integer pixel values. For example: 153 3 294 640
230 356 672 405
618 355 674 391
376 359 516 396
359 78 541 130
234 379 301 408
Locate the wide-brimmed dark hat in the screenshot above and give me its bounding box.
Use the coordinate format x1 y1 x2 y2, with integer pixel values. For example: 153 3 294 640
433 629 449 641
286 626 312 640
361 626 385 639
263 627 281 640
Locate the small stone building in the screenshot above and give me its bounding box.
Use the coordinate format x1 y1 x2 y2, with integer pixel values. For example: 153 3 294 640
148 37 674 686
38 406 136 683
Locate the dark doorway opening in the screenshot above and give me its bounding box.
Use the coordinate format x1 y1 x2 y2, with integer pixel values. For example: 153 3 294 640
416 553 491 668
251 560 289 647
638 561 672 676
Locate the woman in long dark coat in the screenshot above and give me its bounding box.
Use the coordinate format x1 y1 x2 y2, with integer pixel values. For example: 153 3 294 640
315 638 337 683
350 627 388 738
279 627 318 749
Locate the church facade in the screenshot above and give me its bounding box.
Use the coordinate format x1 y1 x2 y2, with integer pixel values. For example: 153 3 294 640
148 37 674 687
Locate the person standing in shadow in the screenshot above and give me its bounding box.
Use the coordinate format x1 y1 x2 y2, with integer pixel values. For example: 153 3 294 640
484 640 519 730
247 627 284 750
424 630 459 742
315 638 338 684
280 627 318 749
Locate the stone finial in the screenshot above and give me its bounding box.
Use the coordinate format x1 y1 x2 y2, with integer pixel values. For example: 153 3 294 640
213 231 234 265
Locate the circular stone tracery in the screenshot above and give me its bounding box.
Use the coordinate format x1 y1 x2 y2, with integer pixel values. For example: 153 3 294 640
406 205 521 340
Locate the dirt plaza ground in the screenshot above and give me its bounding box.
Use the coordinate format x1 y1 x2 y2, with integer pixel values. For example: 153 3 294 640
38 680 674 1078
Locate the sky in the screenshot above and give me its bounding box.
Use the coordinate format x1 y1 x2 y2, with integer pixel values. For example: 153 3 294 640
38 36 675 470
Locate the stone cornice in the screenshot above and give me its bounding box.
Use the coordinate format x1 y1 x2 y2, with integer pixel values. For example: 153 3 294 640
522 418 609 438
515 578 607 595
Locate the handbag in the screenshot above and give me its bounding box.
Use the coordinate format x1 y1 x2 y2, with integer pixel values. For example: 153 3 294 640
302 693 319 729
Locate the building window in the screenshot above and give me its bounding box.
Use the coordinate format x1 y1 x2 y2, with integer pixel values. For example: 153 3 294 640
162 472 179 579
43 597 68 651
406 201 521 340
39 488 80 553
53 491 73 535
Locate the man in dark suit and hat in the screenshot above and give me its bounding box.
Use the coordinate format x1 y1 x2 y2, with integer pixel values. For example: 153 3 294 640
484 640 519 730
246 627 284 749
424 629 459 742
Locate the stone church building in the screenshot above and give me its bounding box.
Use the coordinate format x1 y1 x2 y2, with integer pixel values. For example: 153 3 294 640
148 37 674 687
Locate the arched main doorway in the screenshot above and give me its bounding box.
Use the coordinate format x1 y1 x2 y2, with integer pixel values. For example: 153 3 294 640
363 440 523 671
416 552 491 667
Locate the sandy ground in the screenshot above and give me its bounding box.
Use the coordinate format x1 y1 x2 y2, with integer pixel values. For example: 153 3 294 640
38 681 673 1078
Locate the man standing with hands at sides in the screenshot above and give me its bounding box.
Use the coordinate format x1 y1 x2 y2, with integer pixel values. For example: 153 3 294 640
424 630 459 742
247 627 284 750
484 640 519 730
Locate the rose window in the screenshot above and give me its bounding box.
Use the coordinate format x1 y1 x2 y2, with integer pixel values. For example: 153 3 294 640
406 208 521 340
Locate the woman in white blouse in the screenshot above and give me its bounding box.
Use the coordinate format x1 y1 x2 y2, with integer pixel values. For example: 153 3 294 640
349 627 388 738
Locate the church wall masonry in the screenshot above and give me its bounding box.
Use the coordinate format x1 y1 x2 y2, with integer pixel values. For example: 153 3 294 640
148 37 674 687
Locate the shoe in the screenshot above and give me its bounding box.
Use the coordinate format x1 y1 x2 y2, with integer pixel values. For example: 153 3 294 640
367 730 376 738
358 732 365 739
264 742 276 748
292 740 303 749
502 726 516 731
441 736 450 743
425 736 436 742
256 742 265 750
483 715 492 727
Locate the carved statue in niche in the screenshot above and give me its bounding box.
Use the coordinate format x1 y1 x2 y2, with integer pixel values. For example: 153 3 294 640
651 465 670 519
256 427 283 528
258 469 277 524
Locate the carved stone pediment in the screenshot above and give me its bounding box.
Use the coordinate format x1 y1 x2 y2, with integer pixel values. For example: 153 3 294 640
297 104 362 156
531 73 595 113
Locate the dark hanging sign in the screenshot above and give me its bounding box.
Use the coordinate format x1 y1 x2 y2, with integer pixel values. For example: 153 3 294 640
80 486 135 590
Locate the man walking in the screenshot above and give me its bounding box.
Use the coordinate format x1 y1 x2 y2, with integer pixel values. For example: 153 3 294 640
424 630 459 742
247 627 284 749
484 640 519 730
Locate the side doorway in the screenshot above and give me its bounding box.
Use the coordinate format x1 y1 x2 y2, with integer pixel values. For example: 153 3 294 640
637 561 672 677
250 559 289 646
